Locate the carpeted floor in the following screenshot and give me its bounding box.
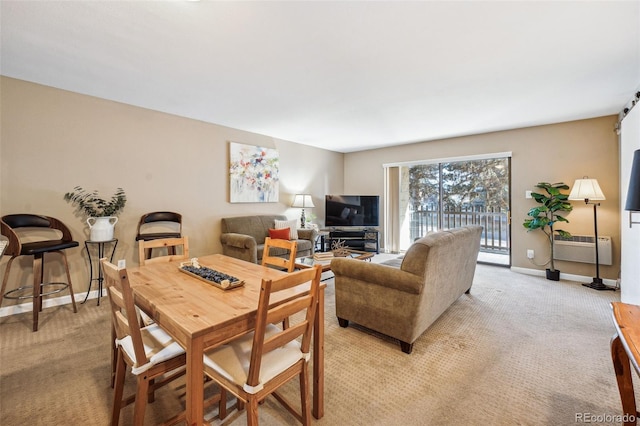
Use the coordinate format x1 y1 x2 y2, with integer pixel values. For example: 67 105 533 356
0 260 635 425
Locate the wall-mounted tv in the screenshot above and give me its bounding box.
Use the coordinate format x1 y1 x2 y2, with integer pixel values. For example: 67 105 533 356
325 195 380 228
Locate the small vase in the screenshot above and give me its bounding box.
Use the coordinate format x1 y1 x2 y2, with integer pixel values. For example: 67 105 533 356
87 216 118 242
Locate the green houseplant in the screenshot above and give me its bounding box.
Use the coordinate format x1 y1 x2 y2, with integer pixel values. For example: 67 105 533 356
64 186 126 242
64 186 127 217
523 182 572 281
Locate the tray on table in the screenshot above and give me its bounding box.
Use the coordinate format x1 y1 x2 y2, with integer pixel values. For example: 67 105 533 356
179 259 244 290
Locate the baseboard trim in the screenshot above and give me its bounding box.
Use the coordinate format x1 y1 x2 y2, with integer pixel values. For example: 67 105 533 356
0 290 103 318
510 266 618 288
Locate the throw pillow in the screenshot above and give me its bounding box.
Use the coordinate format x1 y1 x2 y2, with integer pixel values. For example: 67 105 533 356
274 219 298 240
268 227 290 240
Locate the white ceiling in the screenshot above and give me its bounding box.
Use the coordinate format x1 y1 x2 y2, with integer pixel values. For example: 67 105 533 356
1 1 639 153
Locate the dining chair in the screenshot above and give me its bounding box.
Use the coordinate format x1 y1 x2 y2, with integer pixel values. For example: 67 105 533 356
203 264 322 426
101 258 187 426
113 237 188 388
137 236 189 266
261 237 297 272
261 237 298 328
0 214 79 331
135 212 182 259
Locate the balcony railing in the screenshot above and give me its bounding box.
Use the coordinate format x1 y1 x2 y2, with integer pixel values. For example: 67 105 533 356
409 207 510 253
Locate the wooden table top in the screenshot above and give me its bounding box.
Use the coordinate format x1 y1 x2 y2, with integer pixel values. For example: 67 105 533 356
127 254 308 346
611 302 640 374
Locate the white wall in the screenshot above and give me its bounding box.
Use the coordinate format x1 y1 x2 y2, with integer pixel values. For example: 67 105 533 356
620 101 640 303
0 77 344 304
344 117 622 279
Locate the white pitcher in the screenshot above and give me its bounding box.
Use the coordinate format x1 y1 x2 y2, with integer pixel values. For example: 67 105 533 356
87 216 118 242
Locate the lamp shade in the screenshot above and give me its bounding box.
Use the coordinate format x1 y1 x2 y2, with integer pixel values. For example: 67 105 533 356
625 149 640 211
569 178 606 201
291 194 315 208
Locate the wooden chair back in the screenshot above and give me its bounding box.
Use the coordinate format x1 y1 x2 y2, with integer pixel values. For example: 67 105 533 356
246 265 321 389
138 236 189 266
261 237 298 272
101 259 149 368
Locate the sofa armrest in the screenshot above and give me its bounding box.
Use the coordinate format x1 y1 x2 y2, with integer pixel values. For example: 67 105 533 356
331 258 423 294
297 228 317 242
220 233 256 250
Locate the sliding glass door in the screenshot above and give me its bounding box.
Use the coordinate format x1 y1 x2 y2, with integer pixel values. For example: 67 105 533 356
394 155 511 265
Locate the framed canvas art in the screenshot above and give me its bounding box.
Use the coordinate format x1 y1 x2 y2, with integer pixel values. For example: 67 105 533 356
229 142 279 203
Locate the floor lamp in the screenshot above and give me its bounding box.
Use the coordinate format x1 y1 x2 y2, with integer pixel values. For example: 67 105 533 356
569 177 612 290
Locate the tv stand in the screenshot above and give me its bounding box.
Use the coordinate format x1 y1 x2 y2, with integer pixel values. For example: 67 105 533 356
327 229 379 253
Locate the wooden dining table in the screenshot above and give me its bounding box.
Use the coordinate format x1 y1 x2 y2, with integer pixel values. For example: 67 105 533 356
127 254 325 426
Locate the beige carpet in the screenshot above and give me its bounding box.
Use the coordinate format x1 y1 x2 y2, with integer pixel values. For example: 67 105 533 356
0 261 634 425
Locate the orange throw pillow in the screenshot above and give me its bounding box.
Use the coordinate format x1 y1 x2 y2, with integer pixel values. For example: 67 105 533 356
269 227 290 240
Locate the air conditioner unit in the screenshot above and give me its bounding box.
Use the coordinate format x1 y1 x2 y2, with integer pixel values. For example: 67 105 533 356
553 235 612 266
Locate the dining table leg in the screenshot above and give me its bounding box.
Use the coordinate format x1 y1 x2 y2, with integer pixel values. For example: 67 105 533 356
186 336 205 426
313 285 325 419
611 333 638 426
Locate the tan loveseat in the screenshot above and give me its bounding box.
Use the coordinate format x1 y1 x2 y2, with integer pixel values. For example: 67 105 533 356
220 215 317 264
331 225 482 354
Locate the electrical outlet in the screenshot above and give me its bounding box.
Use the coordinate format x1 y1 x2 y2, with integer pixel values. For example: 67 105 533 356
527 249 534 259
117 259 126 269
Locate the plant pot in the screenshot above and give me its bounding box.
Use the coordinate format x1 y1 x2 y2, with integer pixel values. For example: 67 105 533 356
87 216 118 242
546 268 560 281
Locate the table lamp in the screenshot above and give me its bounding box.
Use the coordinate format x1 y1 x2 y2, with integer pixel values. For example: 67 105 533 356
569 177 611 290
292 194 314 228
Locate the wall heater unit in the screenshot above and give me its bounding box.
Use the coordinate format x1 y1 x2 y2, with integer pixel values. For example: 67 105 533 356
553 235 612 266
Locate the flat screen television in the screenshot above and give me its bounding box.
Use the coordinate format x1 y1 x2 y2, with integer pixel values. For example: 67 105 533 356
325 195 380 228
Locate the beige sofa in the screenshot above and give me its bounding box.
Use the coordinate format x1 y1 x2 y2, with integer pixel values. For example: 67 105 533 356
220 215 317 264
331 225 482 354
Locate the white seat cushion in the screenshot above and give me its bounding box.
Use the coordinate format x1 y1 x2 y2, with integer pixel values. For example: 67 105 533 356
203 324 306 394
116 323 185 375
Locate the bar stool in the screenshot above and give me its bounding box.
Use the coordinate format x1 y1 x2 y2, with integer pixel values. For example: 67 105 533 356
0 214 79 331
135 212 182 260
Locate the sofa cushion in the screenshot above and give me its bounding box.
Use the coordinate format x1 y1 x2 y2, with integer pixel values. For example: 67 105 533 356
268 227 290 240
222 216 276 244
274 219 298 239
295 238 313 254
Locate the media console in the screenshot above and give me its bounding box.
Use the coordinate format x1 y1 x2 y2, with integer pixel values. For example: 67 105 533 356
326 229 379 253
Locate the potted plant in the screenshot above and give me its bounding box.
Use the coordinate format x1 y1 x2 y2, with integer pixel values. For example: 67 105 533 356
523 182 572 281
64 186 126 241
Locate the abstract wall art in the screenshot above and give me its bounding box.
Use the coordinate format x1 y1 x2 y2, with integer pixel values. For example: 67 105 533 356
229 142 279 203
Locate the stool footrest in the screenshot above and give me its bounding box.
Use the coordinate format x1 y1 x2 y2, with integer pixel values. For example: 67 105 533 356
4 282 70 300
